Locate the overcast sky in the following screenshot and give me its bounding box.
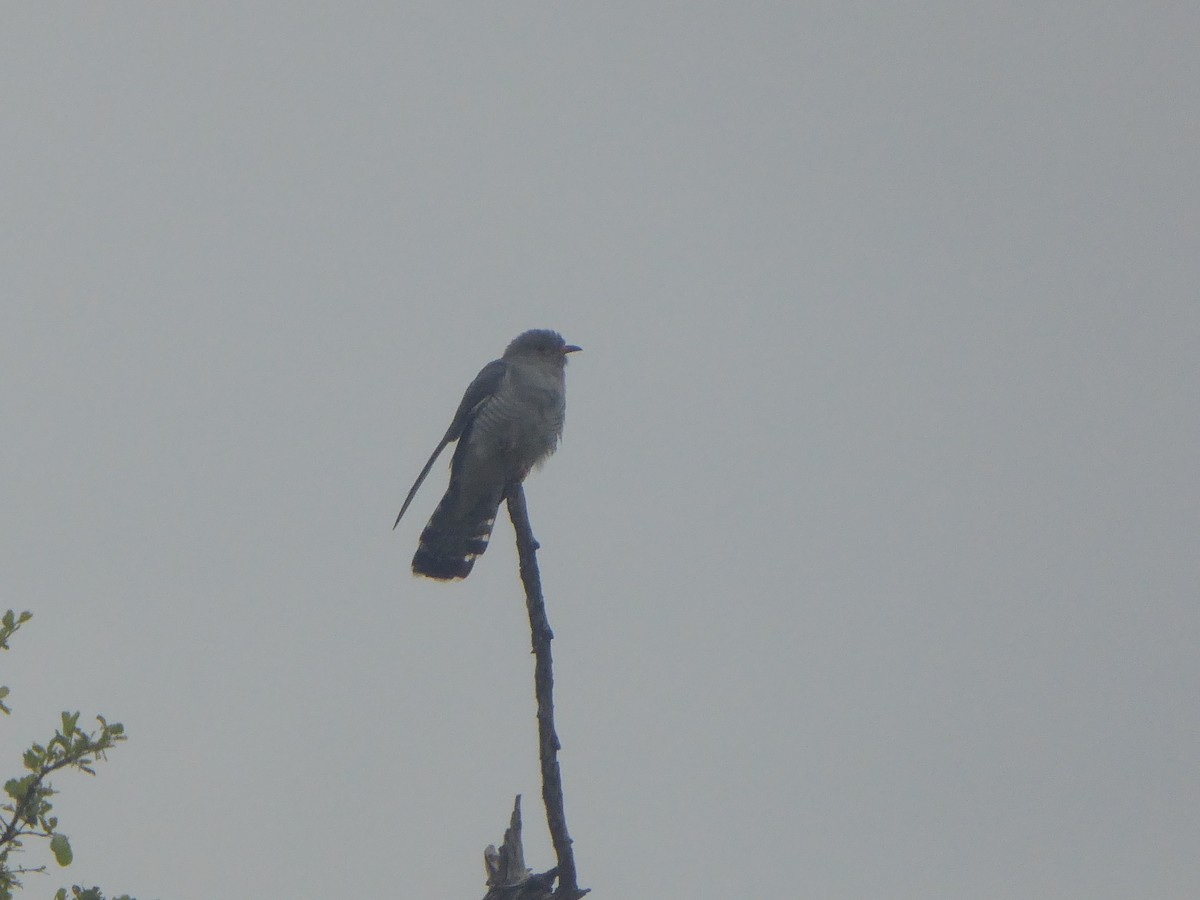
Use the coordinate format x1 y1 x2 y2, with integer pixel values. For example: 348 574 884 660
2 5 1198 899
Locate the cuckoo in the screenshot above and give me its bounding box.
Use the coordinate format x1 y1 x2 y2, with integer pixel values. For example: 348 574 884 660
393 329 581 580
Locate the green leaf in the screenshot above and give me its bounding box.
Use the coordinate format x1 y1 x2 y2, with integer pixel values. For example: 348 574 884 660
50 832 73 866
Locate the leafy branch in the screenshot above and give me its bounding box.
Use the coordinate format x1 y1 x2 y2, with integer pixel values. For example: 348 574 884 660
0 611 32 717
0 611 132 900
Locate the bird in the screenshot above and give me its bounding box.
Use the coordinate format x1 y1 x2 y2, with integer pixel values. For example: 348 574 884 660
394 329 581 580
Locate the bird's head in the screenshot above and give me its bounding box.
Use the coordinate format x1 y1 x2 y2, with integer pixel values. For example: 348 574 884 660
503 329 582 366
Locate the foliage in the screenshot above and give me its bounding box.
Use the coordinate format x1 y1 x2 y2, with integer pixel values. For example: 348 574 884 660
0 611 32 716
0 611 134 900
55 887 135 900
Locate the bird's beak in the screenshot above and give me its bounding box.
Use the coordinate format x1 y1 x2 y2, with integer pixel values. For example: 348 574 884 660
562 344 582 354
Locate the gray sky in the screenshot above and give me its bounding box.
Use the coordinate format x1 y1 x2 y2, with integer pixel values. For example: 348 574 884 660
2 5 1198 898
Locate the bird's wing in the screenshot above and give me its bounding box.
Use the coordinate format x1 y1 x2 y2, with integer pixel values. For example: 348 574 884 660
443 358 507 442
393 358 507 529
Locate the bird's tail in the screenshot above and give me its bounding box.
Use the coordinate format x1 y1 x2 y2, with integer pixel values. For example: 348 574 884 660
411 482 504 580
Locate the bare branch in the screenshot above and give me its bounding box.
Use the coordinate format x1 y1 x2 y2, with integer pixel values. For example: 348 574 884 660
503 485 587 900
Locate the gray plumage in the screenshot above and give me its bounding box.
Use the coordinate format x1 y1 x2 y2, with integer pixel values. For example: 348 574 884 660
394 329 581 580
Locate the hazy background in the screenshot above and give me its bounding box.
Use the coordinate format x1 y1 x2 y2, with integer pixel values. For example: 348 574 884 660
3 5 1197 898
